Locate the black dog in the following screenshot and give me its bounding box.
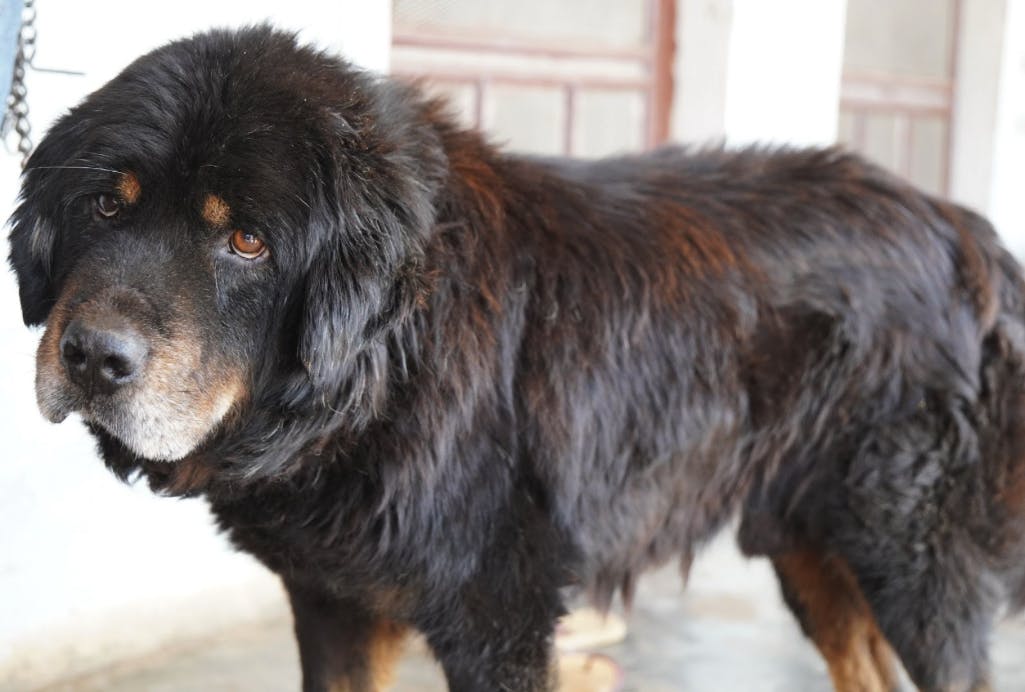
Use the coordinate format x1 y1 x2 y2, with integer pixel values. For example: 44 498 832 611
10 26 1025 692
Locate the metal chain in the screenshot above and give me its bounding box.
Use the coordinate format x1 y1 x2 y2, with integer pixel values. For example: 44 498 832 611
5 0 36 167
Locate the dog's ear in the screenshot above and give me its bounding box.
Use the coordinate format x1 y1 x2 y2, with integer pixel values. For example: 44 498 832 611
299 242 430 393
8 178 58 326
298 80 447 396
7 114 83 326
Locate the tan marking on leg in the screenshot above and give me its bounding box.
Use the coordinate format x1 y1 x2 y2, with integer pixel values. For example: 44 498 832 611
867 627 898 692
775 550 897 692
367 621 407 691
116 172 141 205
322 621 407 692
202 194 231 228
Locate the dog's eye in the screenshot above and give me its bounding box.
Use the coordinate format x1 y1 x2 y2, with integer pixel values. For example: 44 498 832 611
94 193 121 219
229 229 267 259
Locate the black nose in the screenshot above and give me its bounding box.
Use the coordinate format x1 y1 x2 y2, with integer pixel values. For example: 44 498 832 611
59 318 149 395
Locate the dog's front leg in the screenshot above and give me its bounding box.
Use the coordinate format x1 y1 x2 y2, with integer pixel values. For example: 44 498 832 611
286 583 406 692
421 590 561 692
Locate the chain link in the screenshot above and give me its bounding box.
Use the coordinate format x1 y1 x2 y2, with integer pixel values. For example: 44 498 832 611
4 0 36 167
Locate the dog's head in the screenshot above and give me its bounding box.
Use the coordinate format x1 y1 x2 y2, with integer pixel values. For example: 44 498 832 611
8 27 446 476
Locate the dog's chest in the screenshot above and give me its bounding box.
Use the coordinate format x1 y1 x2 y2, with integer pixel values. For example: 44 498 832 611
209 484 427 594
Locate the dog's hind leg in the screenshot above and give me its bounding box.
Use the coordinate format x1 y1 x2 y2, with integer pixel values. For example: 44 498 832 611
833 533 997 692
286 584 407 692
773 547 897 692
834 541 996 692
830 404 1001 692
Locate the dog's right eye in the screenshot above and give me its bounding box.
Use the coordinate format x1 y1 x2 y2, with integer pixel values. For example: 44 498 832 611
229 229 268 260
94 193 121 219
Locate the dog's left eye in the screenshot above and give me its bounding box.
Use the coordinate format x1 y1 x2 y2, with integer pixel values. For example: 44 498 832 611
229 229 268 259
93 193 121 219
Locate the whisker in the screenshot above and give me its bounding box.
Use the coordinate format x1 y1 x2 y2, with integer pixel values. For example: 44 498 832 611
24 165 125 174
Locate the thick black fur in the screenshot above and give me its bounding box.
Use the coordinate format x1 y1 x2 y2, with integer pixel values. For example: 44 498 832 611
10 27 1025 692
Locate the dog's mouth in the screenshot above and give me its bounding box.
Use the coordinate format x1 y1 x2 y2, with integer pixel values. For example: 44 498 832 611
37 372 238 462
35 311 243 462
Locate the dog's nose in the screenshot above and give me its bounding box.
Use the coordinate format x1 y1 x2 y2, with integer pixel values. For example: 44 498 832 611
59 318 149 394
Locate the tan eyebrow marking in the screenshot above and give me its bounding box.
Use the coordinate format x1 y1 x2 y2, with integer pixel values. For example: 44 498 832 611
116 172 141 205
202 194 231 228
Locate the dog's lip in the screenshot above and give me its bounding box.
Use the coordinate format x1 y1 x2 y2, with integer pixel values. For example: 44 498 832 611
36 382 84 424
40 406 72 424
37 376 123 427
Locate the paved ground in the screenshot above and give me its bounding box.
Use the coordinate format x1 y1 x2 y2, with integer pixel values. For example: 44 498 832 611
36 538 1025 691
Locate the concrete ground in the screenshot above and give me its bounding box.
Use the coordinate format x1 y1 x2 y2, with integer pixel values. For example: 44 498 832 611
35 538 1025 691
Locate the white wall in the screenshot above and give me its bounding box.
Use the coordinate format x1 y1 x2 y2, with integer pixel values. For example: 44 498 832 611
949 0 1007 215
671 0 848 147
948 0 1025 256
988 0 1025 255
0 2 390 688
672 0 733 142
724 0 848 146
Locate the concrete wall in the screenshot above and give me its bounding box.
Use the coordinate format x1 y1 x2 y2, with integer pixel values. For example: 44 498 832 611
0 2 390 688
